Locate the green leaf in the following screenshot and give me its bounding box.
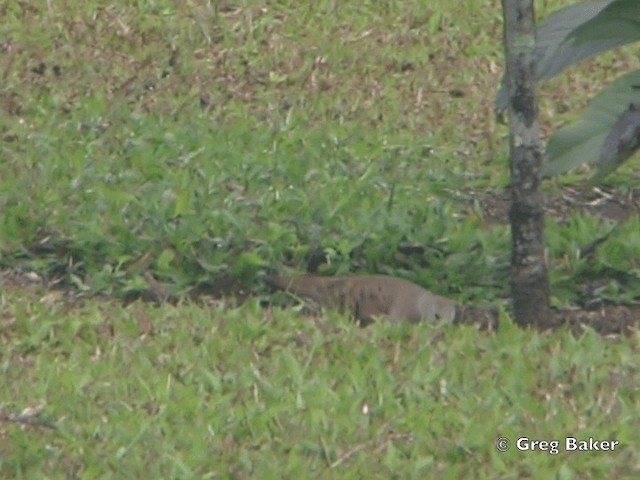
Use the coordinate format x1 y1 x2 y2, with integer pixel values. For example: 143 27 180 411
569 0 640 48
535 1 610 80
495 0 640 112
591 102 640 182
157 248 176 271
173 189 191 217
544 70 640 177
538 0 640 82
231 251 267 279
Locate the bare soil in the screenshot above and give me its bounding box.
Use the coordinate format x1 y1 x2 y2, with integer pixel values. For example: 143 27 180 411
477 184 640 226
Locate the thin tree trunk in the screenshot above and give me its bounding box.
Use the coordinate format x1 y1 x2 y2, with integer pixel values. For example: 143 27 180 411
501 0 551 327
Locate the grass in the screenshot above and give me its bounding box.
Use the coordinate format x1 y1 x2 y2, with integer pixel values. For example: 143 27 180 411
1 0 640 477
2 286 639 478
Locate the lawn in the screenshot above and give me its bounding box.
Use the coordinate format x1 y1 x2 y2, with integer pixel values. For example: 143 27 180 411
1 0 639 478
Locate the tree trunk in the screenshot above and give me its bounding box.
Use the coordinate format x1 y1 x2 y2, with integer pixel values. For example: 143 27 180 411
501 0 551 327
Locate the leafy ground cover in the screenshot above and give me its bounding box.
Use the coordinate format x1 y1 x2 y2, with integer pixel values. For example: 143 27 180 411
1 0 640 477
2 280 639 478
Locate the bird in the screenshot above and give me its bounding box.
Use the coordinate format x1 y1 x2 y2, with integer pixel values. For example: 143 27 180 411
264 274 498 329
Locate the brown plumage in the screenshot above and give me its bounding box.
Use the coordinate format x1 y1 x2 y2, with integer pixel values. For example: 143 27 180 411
264 274 460 326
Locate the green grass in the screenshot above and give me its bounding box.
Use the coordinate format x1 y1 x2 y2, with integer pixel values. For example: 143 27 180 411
2 0 640 477
2 287 639 478
2 0 640 304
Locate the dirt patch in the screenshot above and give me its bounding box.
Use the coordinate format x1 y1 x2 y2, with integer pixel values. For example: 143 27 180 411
3 267 639 337
476 185 640 225
548 304 640 336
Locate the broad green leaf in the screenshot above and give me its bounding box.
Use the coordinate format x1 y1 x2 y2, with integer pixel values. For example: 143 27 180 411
495 0 640 112
569 0 640 48
592 102 640 182
535 0 612 81
537 0 640 85
544 70 640 176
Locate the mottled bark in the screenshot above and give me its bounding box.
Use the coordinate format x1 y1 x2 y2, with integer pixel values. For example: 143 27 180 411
501 0 551 327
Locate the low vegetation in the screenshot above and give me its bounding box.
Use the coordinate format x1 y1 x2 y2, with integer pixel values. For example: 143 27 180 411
1 0 639 477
